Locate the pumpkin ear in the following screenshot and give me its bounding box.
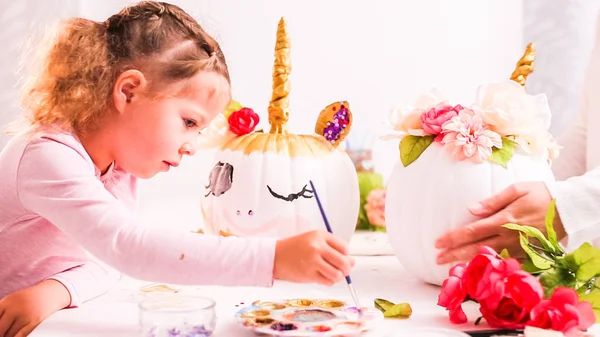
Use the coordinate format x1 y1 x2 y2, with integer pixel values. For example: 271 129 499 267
314 101 353 148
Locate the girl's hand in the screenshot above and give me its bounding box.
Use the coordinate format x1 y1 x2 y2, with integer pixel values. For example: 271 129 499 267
0 279 70 337
274 230 355 286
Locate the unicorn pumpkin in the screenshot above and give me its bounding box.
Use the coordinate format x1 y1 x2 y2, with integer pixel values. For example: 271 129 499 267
198 18 360 242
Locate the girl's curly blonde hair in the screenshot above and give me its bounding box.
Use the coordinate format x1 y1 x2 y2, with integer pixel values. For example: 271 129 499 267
15 1 229 136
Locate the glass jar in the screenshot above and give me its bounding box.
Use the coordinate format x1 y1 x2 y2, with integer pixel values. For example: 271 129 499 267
138 294 216 337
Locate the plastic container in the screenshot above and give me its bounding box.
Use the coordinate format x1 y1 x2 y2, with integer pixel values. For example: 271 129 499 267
138 294 216 337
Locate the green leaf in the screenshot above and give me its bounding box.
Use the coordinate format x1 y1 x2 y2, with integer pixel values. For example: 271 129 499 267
539 269 577 298
502 223 556 254
565 243 600 281
544 199 562 253
499 248 511 259
374 298 413 318
488 137 515 168
578 288 600 323
224 100 243 118
399 135 434 167
383 303 412 318
516 232 553 270
522 257 548 274
374 298 395 313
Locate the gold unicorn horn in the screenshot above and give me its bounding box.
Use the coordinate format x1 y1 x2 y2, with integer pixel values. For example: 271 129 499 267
268 17 291 134
510 42 536 86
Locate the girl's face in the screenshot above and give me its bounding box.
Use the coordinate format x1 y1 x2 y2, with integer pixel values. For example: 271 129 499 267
113 71 230 179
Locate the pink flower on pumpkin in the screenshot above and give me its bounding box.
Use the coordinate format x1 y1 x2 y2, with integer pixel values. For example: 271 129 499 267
364 188 386 227
421 103 464 141
441 109 503 163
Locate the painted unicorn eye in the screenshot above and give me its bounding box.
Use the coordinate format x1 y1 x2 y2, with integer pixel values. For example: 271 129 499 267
204 161 234 198
248 210 254 216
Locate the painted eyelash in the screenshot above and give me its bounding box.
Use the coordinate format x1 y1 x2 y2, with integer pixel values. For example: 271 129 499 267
267 184 314 202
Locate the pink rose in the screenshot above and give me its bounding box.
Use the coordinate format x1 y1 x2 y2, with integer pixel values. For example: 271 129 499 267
461 252 502 300
474 257 543 329
471 257 522 310
364 188 386 227
480 297 530 329
438 263 468 324
505 271 544 311
528 287 595 337
421 103 464 139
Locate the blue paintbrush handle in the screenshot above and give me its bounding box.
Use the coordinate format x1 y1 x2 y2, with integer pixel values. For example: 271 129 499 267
309 180 353 285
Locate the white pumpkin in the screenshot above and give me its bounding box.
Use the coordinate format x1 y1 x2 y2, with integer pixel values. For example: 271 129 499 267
385 141 555 286
199 18 359 242
384 43 559 286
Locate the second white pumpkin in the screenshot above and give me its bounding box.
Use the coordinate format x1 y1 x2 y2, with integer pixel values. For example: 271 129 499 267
385 142 555 286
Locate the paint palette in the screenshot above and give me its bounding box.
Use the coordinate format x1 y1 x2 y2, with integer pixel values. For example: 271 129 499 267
234 298 383 336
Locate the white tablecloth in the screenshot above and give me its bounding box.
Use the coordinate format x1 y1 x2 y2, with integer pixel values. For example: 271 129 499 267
29 255 600 337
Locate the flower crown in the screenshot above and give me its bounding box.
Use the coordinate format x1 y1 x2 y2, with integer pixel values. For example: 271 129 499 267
197 100 261 149
382 80 561 168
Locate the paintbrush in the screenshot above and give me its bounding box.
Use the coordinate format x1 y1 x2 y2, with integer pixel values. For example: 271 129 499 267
308 180 361 309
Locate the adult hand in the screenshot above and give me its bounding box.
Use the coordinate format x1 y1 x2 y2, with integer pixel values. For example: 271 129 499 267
434 182 566 264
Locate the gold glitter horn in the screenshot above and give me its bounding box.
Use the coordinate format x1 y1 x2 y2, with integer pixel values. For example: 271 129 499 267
268 17 291 135
510 42 536 87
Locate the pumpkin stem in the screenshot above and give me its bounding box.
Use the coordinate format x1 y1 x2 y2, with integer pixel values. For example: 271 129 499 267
268 17 291 134
510 42 535 87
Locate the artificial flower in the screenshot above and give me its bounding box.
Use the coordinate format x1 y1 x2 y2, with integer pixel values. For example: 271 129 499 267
364 188 386 227
441 109 503 163
473 80 551 138
528 287 595 337
228 107 260 135
421 102 464 139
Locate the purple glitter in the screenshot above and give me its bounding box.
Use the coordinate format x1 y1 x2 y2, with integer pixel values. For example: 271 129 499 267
270 322 298 331
322 105 350 143
148 325 212 337
167 327 181 336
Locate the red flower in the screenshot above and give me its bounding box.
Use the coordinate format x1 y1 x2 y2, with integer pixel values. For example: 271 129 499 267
528 287 595 337
438 263 468 323
228 107 259 135
480 297 530 329
472 257 522 310
506 271 544 310
478 271 544 329
461 246 520 306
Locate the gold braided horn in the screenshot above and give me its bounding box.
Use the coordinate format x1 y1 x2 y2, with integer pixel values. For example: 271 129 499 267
268 17 291 134
510 42 536 87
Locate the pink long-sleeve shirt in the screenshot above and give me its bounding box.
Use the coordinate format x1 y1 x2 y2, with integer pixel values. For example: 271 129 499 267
0 128 277 306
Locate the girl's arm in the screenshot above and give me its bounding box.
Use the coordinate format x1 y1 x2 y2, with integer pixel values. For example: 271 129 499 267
47 257 121 307
17 137 277 287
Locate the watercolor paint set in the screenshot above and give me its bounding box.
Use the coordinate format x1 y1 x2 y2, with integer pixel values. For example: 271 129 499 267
234 298 383 336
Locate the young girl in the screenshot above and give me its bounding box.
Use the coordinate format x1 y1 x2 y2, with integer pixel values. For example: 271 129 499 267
0 2 354 336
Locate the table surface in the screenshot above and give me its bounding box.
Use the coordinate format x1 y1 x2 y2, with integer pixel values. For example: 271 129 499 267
30 255 600 337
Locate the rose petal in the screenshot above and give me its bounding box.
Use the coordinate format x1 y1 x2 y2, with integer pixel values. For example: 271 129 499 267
550 288 579 307
575 301 596 330
449 307 468 324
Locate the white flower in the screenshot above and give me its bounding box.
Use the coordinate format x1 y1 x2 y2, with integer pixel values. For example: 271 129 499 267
473 80 551 138
381 88 447 141
196 114 237 149
514 130 562 165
